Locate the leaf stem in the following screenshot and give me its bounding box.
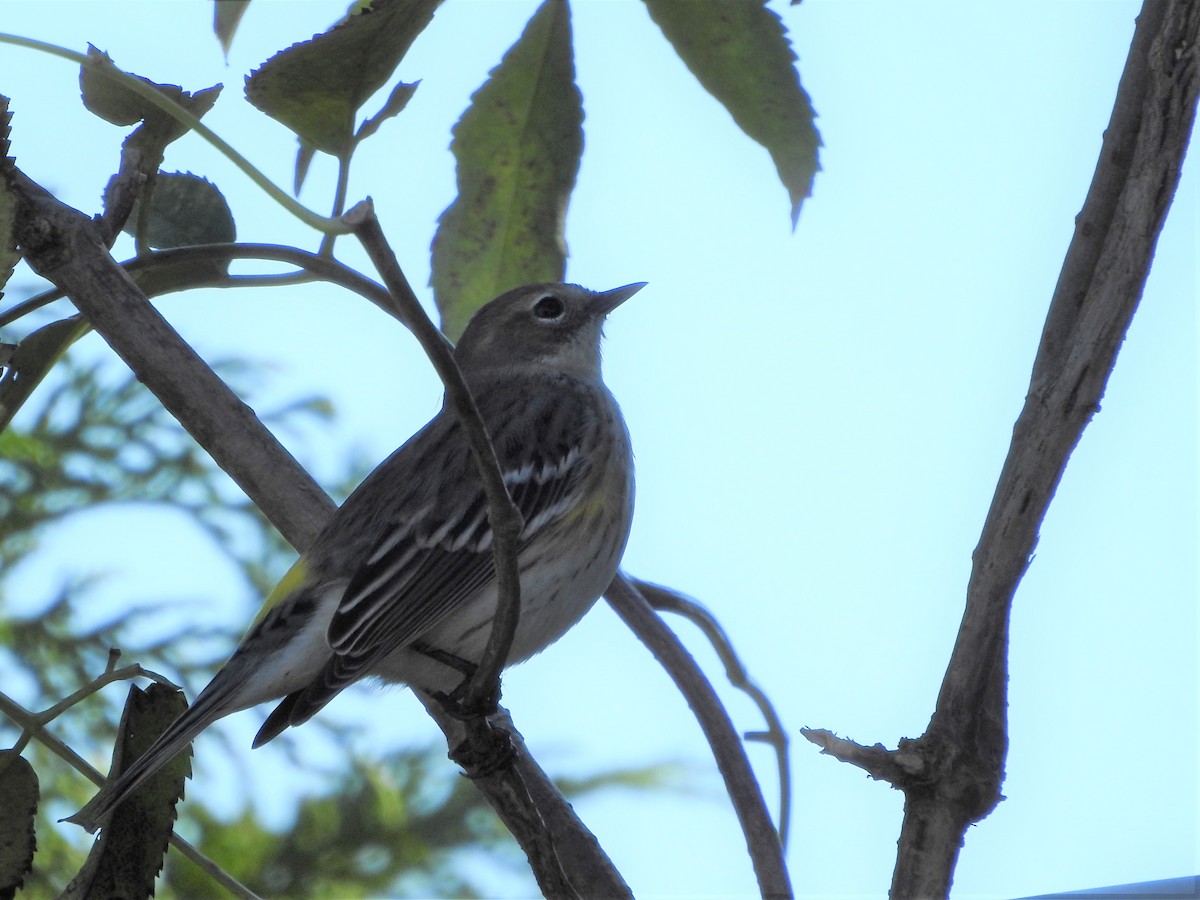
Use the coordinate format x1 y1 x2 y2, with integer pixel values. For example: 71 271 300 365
0 32 346 235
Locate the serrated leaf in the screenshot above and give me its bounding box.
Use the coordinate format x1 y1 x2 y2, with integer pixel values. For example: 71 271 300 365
214 0 252 56
431 0 582 340
0 752 39 900
0 98 16 299
644 0 821 227
244 0 439 156
80 46 223 146
125 171 236 250
0 316 90 434
64 684 190 900
0 93 10 161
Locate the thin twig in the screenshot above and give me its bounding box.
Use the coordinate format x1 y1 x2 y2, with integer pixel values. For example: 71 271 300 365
605 573 792 899
31 664 176 730
0 690 261 900
799 728 921 786
632 578 792 850
317 152 354 257
342 199 524 716
0 242 397 328
4 169 338 550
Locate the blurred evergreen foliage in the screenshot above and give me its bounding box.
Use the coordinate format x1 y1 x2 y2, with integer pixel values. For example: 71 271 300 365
0 349 672 898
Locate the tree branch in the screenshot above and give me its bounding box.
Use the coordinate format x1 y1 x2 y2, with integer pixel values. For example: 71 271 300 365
632 578 792 850
5 167 336 550
343 200 524 718
802 3 1200 896
3 172 621 894
1 242 398 327
605 573 792 899
417 696 632 899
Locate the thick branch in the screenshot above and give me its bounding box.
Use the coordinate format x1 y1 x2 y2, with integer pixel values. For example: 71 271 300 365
892 3 1199 896
4 172 620 894
6 168 335 549
797 4 1198 897
418 697 632 899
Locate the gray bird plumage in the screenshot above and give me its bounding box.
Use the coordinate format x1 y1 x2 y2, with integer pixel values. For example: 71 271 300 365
67 281 642 833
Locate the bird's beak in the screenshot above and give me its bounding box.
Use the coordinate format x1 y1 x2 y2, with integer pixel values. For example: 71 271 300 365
596 282 647 315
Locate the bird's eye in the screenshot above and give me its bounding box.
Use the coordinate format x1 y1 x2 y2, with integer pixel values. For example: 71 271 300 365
532 295 565 321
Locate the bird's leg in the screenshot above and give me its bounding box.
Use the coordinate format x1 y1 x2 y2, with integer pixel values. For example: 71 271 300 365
411 639 477 678
411 641 515 775
411 639 502 718
452 713 516 778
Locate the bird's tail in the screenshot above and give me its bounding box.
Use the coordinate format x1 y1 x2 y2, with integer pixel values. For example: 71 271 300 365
64 674 244 833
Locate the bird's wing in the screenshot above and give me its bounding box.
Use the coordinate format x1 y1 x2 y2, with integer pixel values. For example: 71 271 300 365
253 386 599 742
330 441 587 661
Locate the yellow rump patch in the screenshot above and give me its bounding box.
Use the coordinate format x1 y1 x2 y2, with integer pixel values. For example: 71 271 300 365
254 557 310 625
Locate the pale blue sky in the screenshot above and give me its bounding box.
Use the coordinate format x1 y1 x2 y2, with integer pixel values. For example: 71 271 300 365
1 2 1195 897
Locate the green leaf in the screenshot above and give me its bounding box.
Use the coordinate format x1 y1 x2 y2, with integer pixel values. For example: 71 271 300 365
79 46 222 146
644 0 821 226
125 171 237 250
0 95 17 301
0 752 39 900
355 79 419 144
213 0 252 56
64 684 190 900
0 316 90 434
244 0 439 156
431 0 582 340
0 93 10 160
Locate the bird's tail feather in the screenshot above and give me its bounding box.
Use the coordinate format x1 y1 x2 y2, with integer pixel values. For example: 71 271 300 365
63 674 242 833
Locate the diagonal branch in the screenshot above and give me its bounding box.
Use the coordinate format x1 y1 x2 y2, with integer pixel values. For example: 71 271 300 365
3 170 623 896
605 573 792 899
632 578 792 849
417 696 632 899
801 2 1200 896
5 167 336 550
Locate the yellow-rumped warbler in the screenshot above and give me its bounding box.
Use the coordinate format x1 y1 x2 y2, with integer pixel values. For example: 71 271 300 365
68 281 642 832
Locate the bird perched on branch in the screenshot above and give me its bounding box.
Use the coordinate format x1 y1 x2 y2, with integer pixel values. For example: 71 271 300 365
68 281 643 833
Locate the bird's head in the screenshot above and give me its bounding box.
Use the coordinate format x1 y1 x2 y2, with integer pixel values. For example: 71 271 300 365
453 282 645 380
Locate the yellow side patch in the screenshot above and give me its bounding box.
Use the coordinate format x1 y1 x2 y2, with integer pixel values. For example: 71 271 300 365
562 493 607 523
254 557 310 625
